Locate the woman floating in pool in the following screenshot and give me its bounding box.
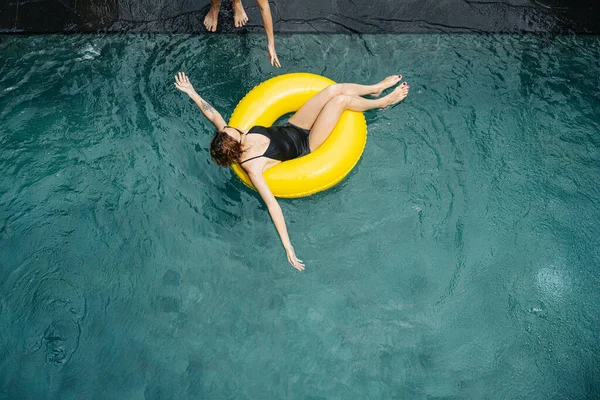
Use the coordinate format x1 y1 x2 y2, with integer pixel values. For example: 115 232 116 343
174 72 409 270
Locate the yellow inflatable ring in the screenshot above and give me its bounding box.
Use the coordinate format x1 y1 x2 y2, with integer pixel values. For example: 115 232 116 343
229 73 368 198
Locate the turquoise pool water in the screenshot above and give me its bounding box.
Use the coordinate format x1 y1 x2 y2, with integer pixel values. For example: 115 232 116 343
1 34 599 399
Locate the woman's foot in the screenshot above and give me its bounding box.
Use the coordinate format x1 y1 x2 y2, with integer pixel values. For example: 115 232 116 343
380 82 410 108
233 0 249 28
372 75 403 98
204 1 221 32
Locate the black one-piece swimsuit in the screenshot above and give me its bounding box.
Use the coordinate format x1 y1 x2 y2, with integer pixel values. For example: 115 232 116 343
236 123 311 164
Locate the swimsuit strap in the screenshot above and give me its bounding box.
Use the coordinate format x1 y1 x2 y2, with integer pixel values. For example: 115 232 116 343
224 125 245 136
239 155 264 165
235 125 271 165
224 125 259 164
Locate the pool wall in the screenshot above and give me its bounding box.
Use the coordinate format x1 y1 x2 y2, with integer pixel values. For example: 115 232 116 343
0 0 598 34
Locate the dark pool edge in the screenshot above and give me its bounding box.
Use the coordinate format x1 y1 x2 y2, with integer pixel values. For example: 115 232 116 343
2 32 600 39
0 0 598 35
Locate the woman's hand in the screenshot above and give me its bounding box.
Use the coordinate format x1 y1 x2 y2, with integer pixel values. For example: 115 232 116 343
286 246 305 271
174 72 197 96
268 44 281 68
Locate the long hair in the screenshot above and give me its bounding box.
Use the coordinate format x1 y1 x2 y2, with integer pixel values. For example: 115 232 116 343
210 130 243 167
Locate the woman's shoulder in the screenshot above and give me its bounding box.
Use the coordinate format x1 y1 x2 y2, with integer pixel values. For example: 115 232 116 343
240 158 264 175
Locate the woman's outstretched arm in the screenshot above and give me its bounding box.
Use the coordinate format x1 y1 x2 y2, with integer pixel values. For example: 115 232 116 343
256 0 281 68
174 72 227 131
247 170 305 271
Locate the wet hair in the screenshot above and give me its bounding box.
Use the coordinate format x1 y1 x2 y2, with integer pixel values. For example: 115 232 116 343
210 130 243 167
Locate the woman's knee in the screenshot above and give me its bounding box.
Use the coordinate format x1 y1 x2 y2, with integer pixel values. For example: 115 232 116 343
328 94 352 108
325 84 344 97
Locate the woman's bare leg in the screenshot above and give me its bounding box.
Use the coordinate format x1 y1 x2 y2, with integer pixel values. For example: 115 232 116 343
288 75 403 131
204 0 221 32
308 83 410 151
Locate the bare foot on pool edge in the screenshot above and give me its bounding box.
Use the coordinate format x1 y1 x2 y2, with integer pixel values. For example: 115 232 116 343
233 0 249 28
381 82 410 108
372 75 403 98
204 1 220 32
